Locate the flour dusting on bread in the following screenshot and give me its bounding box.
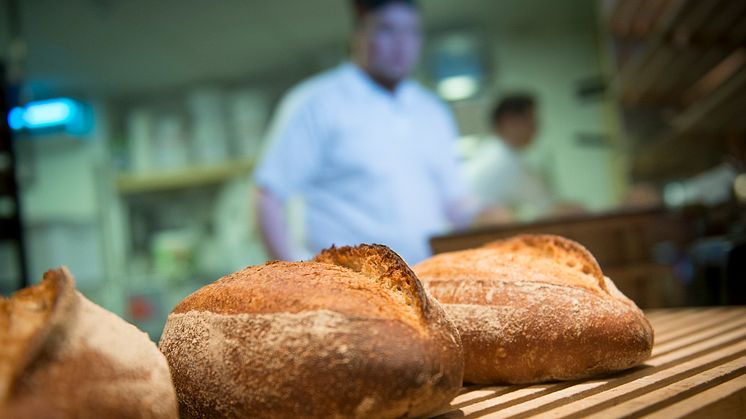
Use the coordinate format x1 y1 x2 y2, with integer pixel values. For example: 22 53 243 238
414 234 654 384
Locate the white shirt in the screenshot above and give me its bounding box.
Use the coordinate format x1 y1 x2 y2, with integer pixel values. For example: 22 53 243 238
254 62 467 264
463 137 553 221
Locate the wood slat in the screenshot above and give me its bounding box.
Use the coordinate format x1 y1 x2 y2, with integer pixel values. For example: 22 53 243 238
644 308 697 327
672 0 721 40
728 13 746 44
631 0 671 39
438 386 522 413
694 89 746 131
611 0 646 38
648 321 746 367
683 48 746 105
647 306 711 324
614 0 689 88
457 381 609 419
436 384 573 418
647 307 729 337
671 63 746 135
646 306 712 319
693 0 746 44
652 314 746 357
652 308 746 345
672 48 728 100
586 356 746 418
643 373 746 418
536 339 746 418
646 312 746 358
651 49 699 99
435 308 746 418
626 46 677 100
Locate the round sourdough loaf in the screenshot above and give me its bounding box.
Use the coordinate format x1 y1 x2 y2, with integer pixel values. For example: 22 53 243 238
0 267 178 419
159 244 463 419
414 234 654 384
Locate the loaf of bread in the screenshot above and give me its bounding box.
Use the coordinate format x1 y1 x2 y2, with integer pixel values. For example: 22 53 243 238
159 244 463 419
0 267 178 419
414 234 654 384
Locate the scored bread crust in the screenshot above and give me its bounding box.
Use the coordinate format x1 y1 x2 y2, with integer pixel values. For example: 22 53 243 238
414 235 654 384
159 244 464 419
0 267 178 419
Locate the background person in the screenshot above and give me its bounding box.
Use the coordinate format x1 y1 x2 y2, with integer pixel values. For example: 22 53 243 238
254 0 476 264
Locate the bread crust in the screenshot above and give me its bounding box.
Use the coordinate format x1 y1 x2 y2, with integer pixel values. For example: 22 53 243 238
160 244 464 418
414 234 654 384
0 267 178 419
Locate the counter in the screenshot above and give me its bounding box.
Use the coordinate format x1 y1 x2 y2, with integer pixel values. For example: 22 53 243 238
433 306 746 418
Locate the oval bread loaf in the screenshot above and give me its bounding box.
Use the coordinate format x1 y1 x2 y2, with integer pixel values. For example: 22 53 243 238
414 234 654 384
0 267 178 419
159 244 464 418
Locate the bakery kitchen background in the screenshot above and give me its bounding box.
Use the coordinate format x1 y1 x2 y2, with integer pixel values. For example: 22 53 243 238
1 1 745 415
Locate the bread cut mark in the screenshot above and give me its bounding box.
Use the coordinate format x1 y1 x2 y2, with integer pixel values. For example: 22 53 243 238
0 268 70 405
415 250 605 298
314 244 429 321
483 234 608 293
424 277 612 309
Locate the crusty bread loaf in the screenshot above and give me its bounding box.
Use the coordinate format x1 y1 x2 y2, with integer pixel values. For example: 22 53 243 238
0 267 178 419
414 234 654 384
159 244 464 419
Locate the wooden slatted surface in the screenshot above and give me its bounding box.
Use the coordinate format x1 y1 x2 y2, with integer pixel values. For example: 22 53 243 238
432 307 746 418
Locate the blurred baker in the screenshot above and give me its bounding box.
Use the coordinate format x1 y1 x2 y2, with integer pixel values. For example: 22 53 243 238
465 94 585 222
254 0 476 264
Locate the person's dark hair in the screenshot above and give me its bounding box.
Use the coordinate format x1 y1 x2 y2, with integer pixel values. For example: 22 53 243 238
351 0 418 25
490 94 536 126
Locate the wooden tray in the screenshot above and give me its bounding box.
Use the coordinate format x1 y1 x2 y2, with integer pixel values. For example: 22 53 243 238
433 307 746 418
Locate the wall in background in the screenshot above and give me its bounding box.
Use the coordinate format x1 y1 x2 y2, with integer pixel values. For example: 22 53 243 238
12 104 109 295
18 138 101 222
496 23 617 211
451 14 621 212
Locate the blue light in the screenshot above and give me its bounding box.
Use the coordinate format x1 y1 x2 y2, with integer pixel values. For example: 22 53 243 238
6 98 90 135
24 99 76 128
7 107 25 130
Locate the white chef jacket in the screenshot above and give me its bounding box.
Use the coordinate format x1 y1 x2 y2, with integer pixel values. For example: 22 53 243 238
254 62 468 264
463 137 554 221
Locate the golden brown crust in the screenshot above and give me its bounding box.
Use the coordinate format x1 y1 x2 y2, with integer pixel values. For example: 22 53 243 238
0 269 66 405
0 268 178 419
313 244 429 318
414 234 654 384
483 234 606 290
174 262 425 332
161 244 464 419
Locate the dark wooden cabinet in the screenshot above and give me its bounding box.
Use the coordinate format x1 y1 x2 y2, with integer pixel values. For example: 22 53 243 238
430 208 695 308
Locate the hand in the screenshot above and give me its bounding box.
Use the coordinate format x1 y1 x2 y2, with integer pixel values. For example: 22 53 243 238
473 205 515 226
550 202 587 217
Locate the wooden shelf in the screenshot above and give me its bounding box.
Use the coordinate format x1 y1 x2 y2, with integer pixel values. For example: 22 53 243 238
116 160 254 194
605 0 746 181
